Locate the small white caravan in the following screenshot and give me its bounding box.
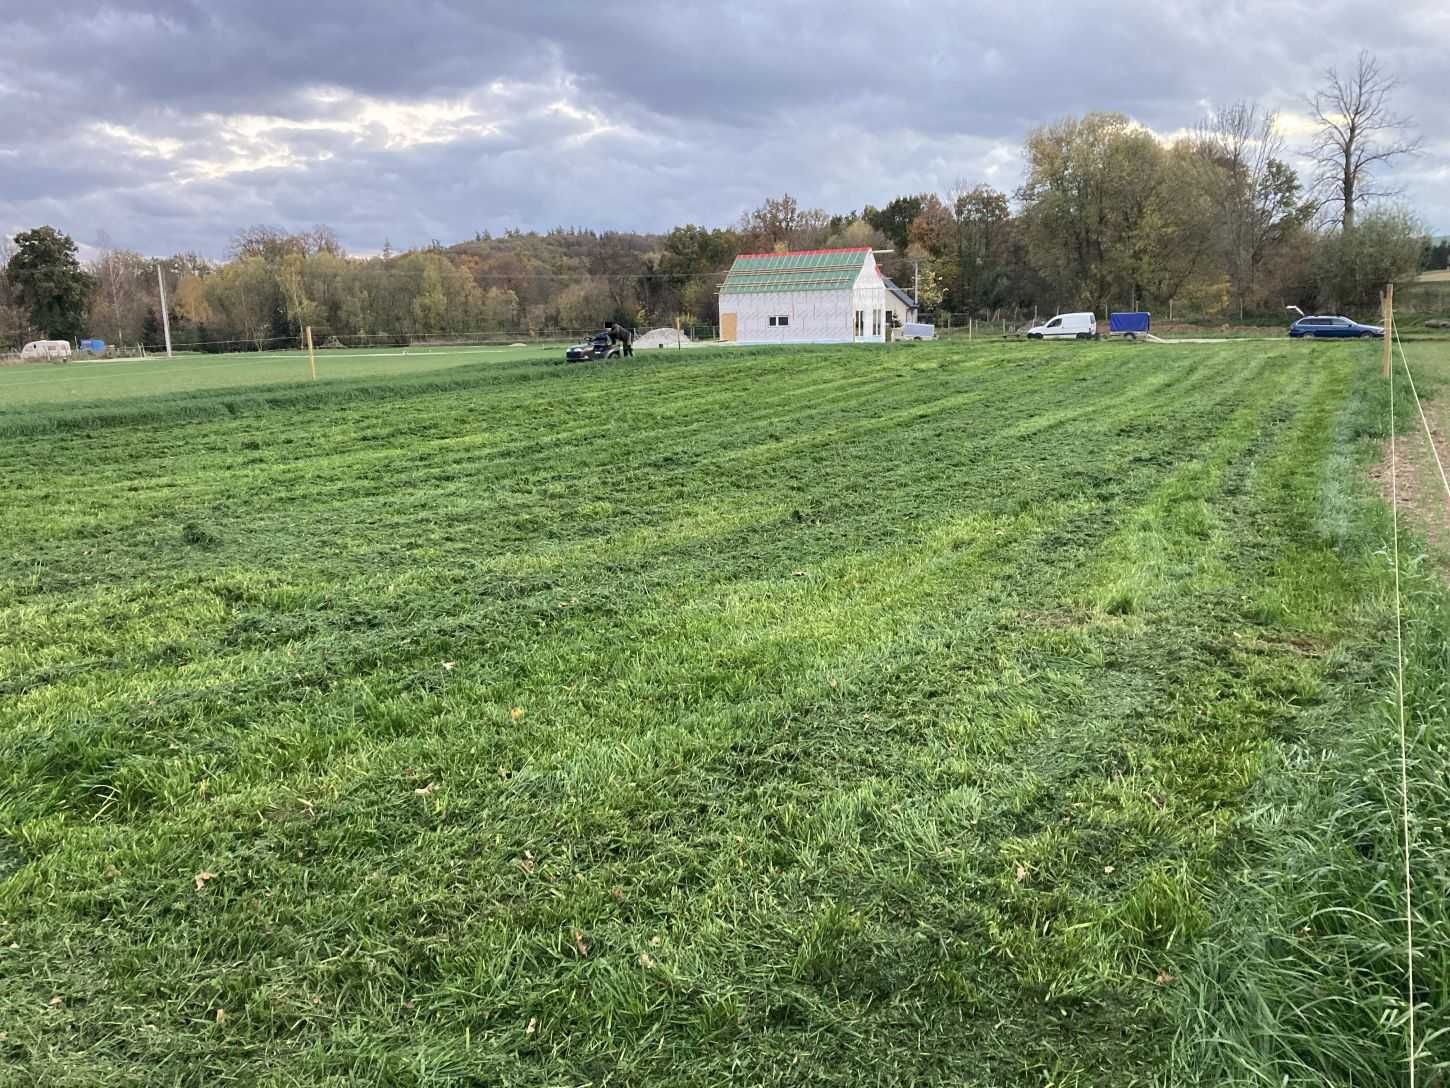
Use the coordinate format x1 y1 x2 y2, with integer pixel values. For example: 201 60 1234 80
20 340 72 361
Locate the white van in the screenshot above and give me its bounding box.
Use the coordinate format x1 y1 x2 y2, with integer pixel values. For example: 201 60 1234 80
1027 313 1096 340
21 340 72 361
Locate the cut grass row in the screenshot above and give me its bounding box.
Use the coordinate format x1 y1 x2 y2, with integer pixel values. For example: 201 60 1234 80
1 340 1445 1085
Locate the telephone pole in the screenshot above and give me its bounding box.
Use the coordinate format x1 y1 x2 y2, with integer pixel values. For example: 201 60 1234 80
157 263 174 358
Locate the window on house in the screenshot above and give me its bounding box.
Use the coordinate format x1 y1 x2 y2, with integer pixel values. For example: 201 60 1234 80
777 314 789 327
768 316 777 326
872 310 882 336
854 310 864 336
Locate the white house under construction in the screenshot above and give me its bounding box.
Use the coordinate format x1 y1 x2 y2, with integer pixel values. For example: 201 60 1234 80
717 247 890 345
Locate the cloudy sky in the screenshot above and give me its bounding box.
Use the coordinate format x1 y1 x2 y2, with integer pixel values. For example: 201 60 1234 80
4 1 1447 257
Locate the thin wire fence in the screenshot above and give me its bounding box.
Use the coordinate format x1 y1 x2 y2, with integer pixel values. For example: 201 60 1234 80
8 283 1445 363
0 323 723 363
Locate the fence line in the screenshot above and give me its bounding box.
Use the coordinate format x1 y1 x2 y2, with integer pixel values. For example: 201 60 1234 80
1385 329 1418 1088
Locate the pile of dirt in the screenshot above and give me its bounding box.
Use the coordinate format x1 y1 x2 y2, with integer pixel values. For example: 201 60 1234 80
633 328 692 349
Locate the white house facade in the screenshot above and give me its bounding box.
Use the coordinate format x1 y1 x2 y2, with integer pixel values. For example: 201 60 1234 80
718 248 889 345
882 278 919 328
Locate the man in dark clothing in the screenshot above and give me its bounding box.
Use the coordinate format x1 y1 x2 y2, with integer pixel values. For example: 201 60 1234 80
607 321 633 357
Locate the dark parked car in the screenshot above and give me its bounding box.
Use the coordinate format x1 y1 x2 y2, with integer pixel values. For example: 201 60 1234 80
565 331 623 362
1289 315 1384 339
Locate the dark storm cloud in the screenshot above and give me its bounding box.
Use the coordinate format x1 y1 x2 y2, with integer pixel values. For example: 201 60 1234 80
2 0 1446 255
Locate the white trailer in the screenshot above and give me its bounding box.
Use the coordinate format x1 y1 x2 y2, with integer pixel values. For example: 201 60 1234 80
20 340 73 361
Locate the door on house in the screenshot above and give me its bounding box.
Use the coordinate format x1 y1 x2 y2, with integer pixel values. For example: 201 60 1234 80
720 313 737 342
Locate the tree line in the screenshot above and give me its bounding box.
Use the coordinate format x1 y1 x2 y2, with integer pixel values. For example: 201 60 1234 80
1 51 1438 353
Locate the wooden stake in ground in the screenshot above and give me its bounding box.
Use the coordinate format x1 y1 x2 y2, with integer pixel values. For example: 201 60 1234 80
306 326 317 382
1383 283 1394 379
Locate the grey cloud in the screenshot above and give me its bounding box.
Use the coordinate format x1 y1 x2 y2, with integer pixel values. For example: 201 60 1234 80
3 0 1447 255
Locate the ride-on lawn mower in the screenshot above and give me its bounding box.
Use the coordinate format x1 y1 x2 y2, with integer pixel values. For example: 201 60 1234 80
565 331 623 362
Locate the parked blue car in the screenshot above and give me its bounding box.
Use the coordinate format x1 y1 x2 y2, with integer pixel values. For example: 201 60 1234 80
1289 315 1384 339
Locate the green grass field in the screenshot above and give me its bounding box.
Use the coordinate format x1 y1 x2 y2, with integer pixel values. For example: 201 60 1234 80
0 344 558 409
1 340 1446 1086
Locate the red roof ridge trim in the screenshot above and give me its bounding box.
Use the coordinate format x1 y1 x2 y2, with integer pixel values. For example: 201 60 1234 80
732 247 872 259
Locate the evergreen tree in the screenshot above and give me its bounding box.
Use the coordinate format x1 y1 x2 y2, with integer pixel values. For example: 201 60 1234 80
7 226 94 342
141 307 163 351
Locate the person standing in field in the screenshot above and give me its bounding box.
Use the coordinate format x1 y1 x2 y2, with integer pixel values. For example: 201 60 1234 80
607 321 633 357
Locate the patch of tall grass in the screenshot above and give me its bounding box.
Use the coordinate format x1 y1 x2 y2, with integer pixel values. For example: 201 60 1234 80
1170 357 1450 1086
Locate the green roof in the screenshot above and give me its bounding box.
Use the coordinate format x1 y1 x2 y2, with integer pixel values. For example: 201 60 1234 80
719 248 870 295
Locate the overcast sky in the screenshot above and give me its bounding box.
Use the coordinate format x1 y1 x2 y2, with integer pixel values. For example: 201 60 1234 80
3 1 1447 258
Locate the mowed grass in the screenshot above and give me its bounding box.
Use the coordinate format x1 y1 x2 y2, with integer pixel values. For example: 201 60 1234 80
0 343 559 409
1 340 1445 1086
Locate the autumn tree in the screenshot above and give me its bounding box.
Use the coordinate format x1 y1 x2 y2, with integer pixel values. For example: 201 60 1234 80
1020 114 1164 310
1311 207 1425 310
89 235 150 345
410 256 448 333
590 233 646 322
739 194 831 252
1130 140 1221 308
824 218 890 252
206 257 278 350
1195 104 1310 313
277 253 316 340
173 273 214 326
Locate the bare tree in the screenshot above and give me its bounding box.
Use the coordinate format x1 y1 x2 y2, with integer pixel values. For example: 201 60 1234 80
1197 103 1304 314
1307 51 1420 231
92 231 147 346
738 194 831 251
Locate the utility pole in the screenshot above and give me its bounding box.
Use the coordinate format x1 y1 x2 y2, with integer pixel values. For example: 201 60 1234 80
156 263 173 358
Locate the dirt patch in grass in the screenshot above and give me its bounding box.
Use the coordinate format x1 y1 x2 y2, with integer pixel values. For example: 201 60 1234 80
1370 393 1450 564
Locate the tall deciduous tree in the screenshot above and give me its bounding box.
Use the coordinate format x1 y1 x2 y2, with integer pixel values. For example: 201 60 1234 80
1307 51 1420 232
90 234 150 346
866 195 928 253
1130 140 1220 308
277 253 316 339
206 257 277 350
1197 103 1308 314
7 226 94 342
410 257 448 333
0 236 34 348
1311 207 1425 310
949 183 1011 312
1019 113 1163 311
739 194 831 252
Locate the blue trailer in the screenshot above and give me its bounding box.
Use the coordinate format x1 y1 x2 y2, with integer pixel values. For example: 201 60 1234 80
1108 312 1151 339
